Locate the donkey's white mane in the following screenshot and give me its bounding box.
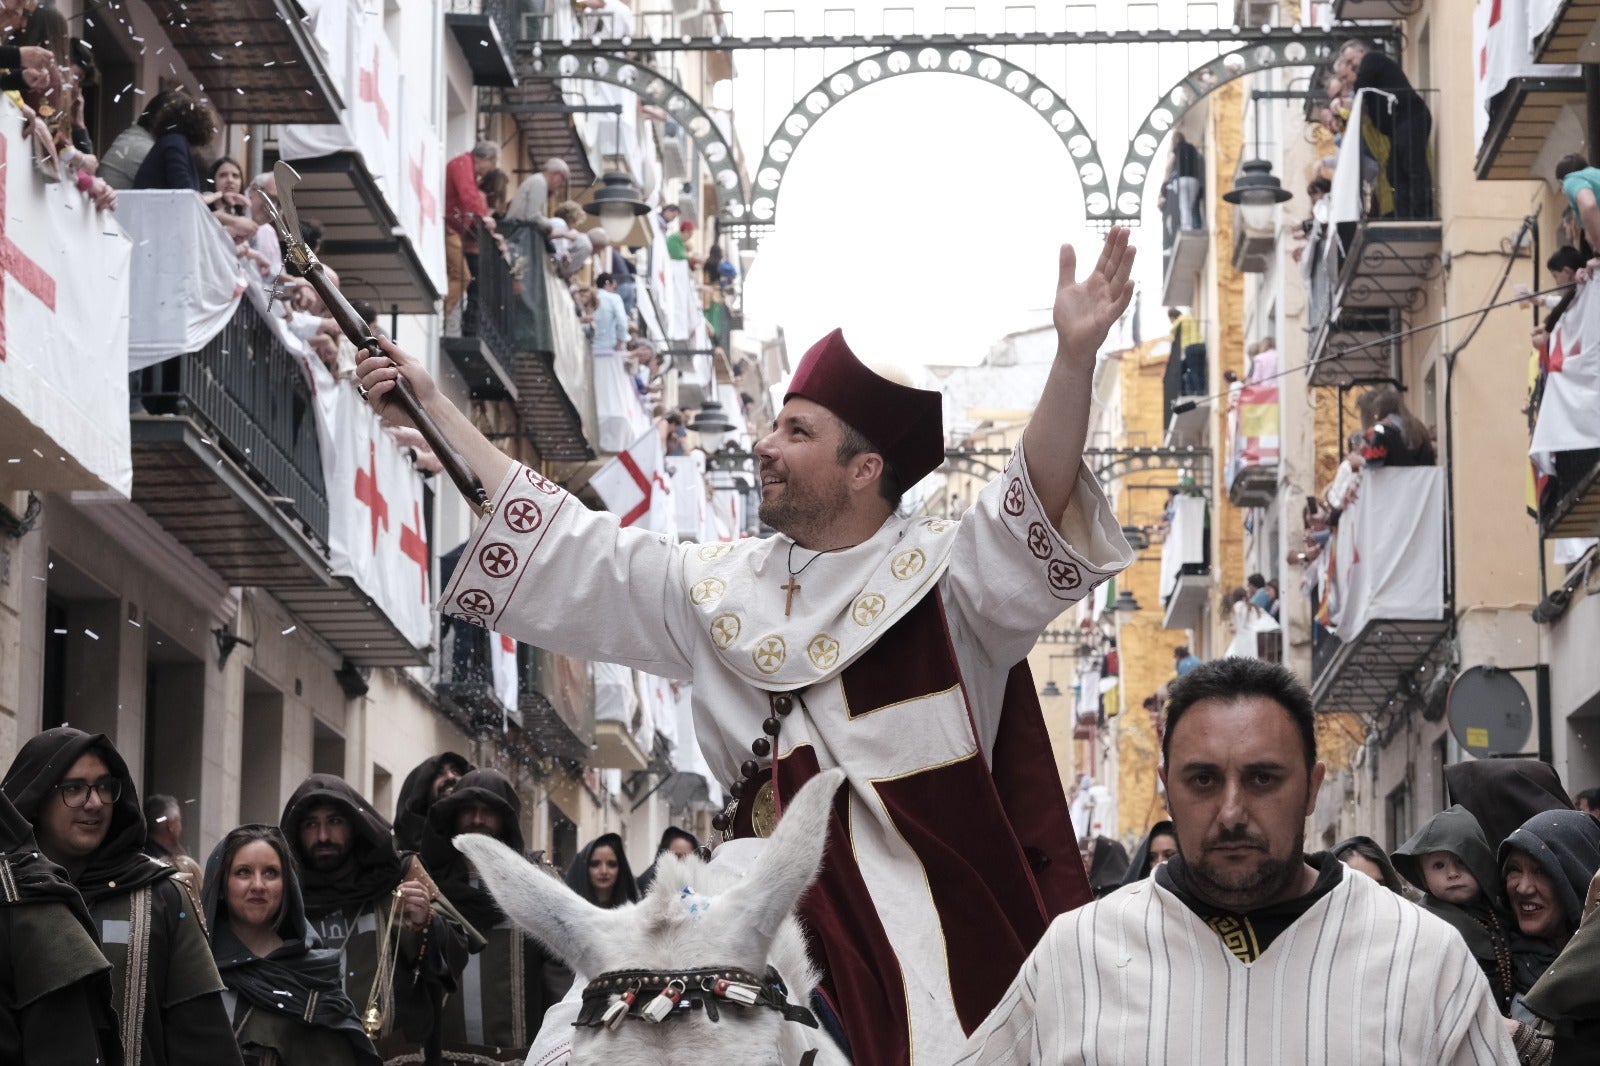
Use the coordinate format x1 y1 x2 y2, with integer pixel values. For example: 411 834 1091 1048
455 768 848 1066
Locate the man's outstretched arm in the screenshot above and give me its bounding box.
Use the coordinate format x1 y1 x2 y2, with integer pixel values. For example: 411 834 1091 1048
357 336 516 493
1021 227 1135 529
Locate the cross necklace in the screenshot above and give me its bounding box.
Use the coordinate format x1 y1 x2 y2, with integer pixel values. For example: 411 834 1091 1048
782 541 846 617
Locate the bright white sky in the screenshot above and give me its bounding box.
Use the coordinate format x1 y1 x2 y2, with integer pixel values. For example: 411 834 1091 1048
715 1 1234 370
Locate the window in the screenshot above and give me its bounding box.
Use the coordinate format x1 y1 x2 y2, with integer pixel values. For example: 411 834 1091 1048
1385 782 1411 852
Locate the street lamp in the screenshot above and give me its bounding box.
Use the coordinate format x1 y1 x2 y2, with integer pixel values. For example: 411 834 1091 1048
1112 588 1142 620
1222 158 1293 231
689 399 736 452
584 170 651 243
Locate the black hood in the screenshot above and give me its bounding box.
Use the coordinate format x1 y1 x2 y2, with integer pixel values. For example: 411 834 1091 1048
280 774 404 914
423 768 524 931
1087 835 1130 895
2 727 172 903
1393 804 1502 907
394 752 473 853
653 826 699 856
0 787 99 932
201 827 380 1066
1121 820 1176 887
564 832 639 908
1445 759 1572 853
1499 809 1600 933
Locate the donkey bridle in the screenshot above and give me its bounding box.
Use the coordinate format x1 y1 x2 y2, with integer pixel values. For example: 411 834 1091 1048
577 965 819 1029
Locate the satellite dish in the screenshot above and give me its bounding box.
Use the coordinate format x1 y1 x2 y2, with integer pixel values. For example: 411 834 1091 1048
1446 666 1532 757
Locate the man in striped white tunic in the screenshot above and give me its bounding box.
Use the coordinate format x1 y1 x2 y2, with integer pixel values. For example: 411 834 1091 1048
958 658 1517 1065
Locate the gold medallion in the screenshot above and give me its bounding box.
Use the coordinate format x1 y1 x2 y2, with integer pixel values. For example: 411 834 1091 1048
750 780 778 838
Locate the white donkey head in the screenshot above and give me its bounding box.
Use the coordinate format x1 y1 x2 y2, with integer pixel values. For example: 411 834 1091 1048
455 768 846 1066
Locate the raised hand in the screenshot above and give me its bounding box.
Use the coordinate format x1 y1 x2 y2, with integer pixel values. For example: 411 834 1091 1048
1053 226 1136 367
355 336 439 431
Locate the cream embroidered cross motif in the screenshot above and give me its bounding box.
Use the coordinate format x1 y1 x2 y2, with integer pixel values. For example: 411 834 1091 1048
752 636 786 674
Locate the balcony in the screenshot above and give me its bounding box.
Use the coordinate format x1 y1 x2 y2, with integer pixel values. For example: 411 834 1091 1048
143 0 341 124
1333 0 1423 18
1160 495 1211 631
0 97 132 498
1533 0 1600 63
444 224 520 402
1311 466 1451 716
1530 281 1600 537
435 618 518 731
500 222 596 463
1160 180 1209 307
1227 383 1280 507
446 0 518 87
1475 0 1584 180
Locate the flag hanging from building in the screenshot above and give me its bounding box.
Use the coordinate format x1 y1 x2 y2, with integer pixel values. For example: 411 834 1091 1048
491 632 518 725
589 427 677 534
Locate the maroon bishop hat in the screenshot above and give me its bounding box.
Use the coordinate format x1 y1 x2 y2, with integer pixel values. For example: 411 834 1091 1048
784 329 945 486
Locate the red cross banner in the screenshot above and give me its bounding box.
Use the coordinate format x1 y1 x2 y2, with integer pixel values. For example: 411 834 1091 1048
399 77 445 289
0 96 133 497
1472 0 1578 152
1533 277 1600 468
491 632 518 723
589 427 678 535
304 353 432 650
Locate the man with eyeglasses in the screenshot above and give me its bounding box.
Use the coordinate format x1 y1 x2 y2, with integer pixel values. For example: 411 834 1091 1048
2 727 243 1066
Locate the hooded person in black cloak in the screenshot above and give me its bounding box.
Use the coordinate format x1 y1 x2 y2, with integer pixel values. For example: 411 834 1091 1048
202 824 380 1066
422 768 572 1063
1393 805 1520 1013
0 788 124 1065
279 774 469 1060
2 727 242 1066
564 832 639 908
1445 759 1574 857
1120 819 1178 886
394 753 473 853
635 825 700 894
1498 809 1600 1062
1085 835 1131 897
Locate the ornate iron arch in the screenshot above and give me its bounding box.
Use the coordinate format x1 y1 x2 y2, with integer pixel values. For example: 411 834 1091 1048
532 53 749 218
1109 35 1341 221
748 46 1110 226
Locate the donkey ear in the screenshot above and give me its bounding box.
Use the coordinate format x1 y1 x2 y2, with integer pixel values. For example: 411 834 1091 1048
453 834 612 976
721 768 845 941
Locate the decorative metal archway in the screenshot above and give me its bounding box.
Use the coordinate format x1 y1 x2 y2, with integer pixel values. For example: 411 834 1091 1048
528 52 750 219
746 47 1110 225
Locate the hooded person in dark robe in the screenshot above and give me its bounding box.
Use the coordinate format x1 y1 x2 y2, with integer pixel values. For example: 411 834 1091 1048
1085 835 1131 897
1393 804 1520 1013
280 774 469 1060
0 788 124 1065
1120 819 1178 887
564 832 639 908
634 825 700 894
1498 809 1600 1062
1523 867 1600 1066
1445 759 1574 856
394 754 473 854
422 769 572 1063
1 727 242 1066
202 825 380 1066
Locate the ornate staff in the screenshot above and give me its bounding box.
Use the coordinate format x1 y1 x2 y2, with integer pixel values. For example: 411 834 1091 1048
257 161 493 517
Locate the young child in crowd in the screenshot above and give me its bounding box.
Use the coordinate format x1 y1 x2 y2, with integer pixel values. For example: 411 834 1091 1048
1393 805 1519 1013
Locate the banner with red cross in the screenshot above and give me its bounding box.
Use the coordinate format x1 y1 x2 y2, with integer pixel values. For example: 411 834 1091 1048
0 96 133 496
306 358 433 650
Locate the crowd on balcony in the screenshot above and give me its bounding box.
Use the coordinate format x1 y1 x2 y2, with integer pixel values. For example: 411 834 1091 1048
1306 39 1435 224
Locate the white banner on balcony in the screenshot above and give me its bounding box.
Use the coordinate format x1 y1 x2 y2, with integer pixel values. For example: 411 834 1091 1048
1330 91 1370 226
590 425 677 534
665 454 711 541
492 631 518 719
303 356 432 649
1533 277 1600 464
397 75 446 290
1331 466 1445 639
594 352 652 452
118 191 246 372
0 96 132 496
1159 495 1207 603
1474 0 1581 151
594 660 639 725
1528 0 1565 49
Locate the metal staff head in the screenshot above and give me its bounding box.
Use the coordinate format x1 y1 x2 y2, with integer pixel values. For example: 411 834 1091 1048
252 160 317 275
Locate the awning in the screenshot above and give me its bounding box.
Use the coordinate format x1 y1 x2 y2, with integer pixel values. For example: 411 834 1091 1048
144 0 342 124
1475 76 1588 181
446 10 518 87
281 152 439 313
272 578 431 667
1534 0 1600 62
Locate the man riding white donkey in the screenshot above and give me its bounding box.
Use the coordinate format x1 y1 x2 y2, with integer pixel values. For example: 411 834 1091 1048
358 231 1137 1061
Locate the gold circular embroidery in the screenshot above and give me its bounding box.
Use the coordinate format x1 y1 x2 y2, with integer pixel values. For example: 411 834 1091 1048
807 633 841 668
710 613 741 649
890 548 927 581
698 543 733 561
690 576 727 606
750 779 778 838
752 635 786 675
852 593 887 626
925 518 953 534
